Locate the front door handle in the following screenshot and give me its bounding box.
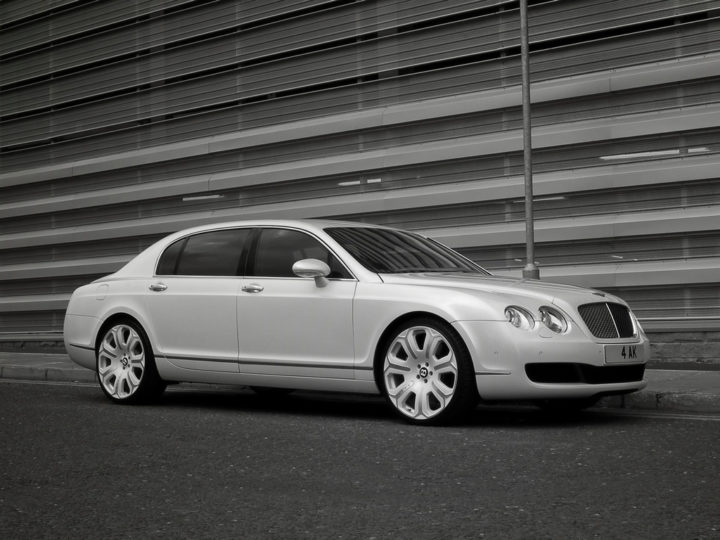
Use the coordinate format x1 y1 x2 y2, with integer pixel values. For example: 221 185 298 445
149 282 168 292
241 283 264 293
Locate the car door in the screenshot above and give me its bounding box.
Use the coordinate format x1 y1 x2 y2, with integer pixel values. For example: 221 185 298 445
143 227 250 372
236 227 357 378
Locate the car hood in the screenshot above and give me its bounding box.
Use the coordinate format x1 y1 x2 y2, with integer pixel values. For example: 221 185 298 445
378 273 622 308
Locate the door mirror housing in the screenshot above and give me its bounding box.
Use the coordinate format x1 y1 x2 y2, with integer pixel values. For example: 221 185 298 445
292 259 331 287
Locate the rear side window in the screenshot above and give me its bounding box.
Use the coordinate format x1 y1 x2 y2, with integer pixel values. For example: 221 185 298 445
250 228 351 278
156 229 250 276
156 239 184 275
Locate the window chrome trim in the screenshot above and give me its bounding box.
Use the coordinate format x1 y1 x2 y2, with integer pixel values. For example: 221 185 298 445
153 224 358 281
245 225 358 281
153 225 254 278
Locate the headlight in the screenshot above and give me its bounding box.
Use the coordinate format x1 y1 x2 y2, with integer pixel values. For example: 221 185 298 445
539 306 568 334
631 311 645 336
505 306 535 331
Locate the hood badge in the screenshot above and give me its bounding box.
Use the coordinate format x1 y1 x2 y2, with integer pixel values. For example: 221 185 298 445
592 291 606 297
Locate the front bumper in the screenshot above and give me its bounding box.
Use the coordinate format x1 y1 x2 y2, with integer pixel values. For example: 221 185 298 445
453 320 649 401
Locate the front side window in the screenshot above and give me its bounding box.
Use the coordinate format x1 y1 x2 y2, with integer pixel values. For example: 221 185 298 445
156 228 250 276
250 228 351 278
325 227 488 274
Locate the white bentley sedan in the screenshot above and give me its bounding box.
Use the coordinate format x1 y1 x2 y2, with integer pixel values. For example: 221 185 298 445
64 219 649 424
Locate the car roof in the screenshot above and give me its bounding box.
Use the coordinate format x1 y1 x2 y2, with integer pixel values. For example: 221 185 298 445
161 218 389 237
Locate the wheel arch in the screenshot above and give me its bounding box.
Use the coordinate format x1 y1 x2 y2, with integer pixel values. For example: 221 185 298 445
94 312 153 356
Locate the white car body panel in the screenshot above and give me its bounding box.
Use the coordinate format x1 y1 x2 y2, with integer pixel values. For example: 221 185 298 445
143 277 240 372
63 219 649 401
236 277 357 377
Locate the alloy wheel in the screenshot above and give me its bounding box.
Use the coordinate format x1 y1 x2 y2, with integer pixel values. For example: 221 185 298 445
383 325 460 422
98 324 147 400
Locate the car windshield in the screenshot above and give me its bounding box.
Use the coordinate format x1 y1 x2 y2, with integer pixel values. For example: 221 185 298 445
325 227 489 275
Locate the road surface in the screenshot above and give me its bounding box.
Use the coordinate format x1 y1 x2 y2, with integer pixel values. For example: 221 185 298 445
1 380 718 539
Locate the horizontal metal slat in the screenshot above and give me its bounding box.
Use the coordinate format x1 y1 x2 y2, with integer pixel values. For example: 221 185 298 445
0 0 80 27
0 119 712 248
10 168 720 236
532 0 720 42
0 3 239 87
0 0 487 89
0 0 346 59
0 236 161 267
603 284 720 321
6 141 720 234
1 7 517 118
507 260 720 293
1 193 718 254
532 17 720 81
7 0 711 91
0 157 235 206
3 48 720 174
5 15 720 150
0 294 71 313
0 0 189 57
0 311 66 332
0 276 94 297
466 232 720 271
2 15 516 145
5 0 717 115
333 178 720 233
2 93 720 198
1 228 716 284
0 256 131 281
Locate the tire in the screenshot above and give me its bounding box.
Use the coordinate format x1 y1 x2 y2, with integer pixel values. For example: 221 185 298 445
96 319 166 404
379 317 478 425
535 396 600 414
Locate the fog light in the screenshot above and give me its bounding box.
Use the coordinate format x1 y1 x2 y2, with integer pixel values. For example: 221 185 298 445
505 306 535 331
539 306 568 334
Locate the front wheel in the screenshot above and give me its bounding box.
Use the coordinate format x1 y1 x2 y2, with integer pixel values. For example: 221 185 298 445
379 318 478 425
96 320 165 404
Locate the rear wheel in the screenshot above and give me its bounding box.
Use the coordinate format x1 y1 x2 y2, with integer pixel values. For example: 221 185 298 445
379 318 478 425
96 320 165 403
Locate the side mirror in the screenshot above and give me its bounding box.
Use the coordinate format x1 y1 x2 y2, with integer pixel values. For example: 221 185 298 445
292 258 331 287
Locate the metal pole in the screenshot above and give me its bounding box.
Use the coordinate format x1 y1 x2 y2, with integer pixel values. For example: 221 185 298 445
520 0 539 279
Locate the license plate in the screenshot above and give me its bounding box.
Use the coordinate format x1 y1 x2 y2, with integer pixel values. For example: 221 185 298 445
605 344 644 364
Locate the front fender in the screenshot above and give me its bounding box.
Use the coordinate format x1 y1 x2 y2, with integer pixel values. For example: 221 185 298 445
352 282 503 372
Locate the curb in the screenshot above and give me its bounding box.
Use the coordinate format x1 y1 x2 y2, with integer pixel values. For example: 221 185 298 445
0 364 96 384
600 390 720 414
2 357 719 415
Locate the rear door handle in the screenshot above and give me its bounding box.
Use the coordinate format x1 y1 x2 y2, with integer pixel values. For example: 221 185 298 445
149 282 168 292
241 283 264 293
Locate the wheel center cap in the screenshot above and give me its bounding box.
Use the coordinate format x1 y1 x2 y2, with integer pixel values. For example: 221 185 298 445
121 356 129 368
419 366 429 378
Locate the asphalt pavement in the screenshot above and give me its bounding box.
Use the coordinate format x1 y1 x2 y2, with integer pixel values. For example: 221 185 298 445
3 381 719 539
1 352 719 414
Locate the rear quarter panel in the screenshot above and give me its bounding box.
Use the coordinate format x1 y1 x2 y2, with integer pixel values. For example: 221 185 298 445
64 279 153 370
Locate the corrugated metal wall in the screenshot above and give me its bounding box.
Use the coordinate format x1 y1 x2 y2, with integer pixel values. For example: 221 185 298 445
1 0 719 339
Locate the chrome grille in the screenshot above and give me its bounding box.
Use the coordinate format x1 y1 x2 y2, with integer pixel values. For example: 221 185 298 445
608 303 635 337
578 303 635 339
